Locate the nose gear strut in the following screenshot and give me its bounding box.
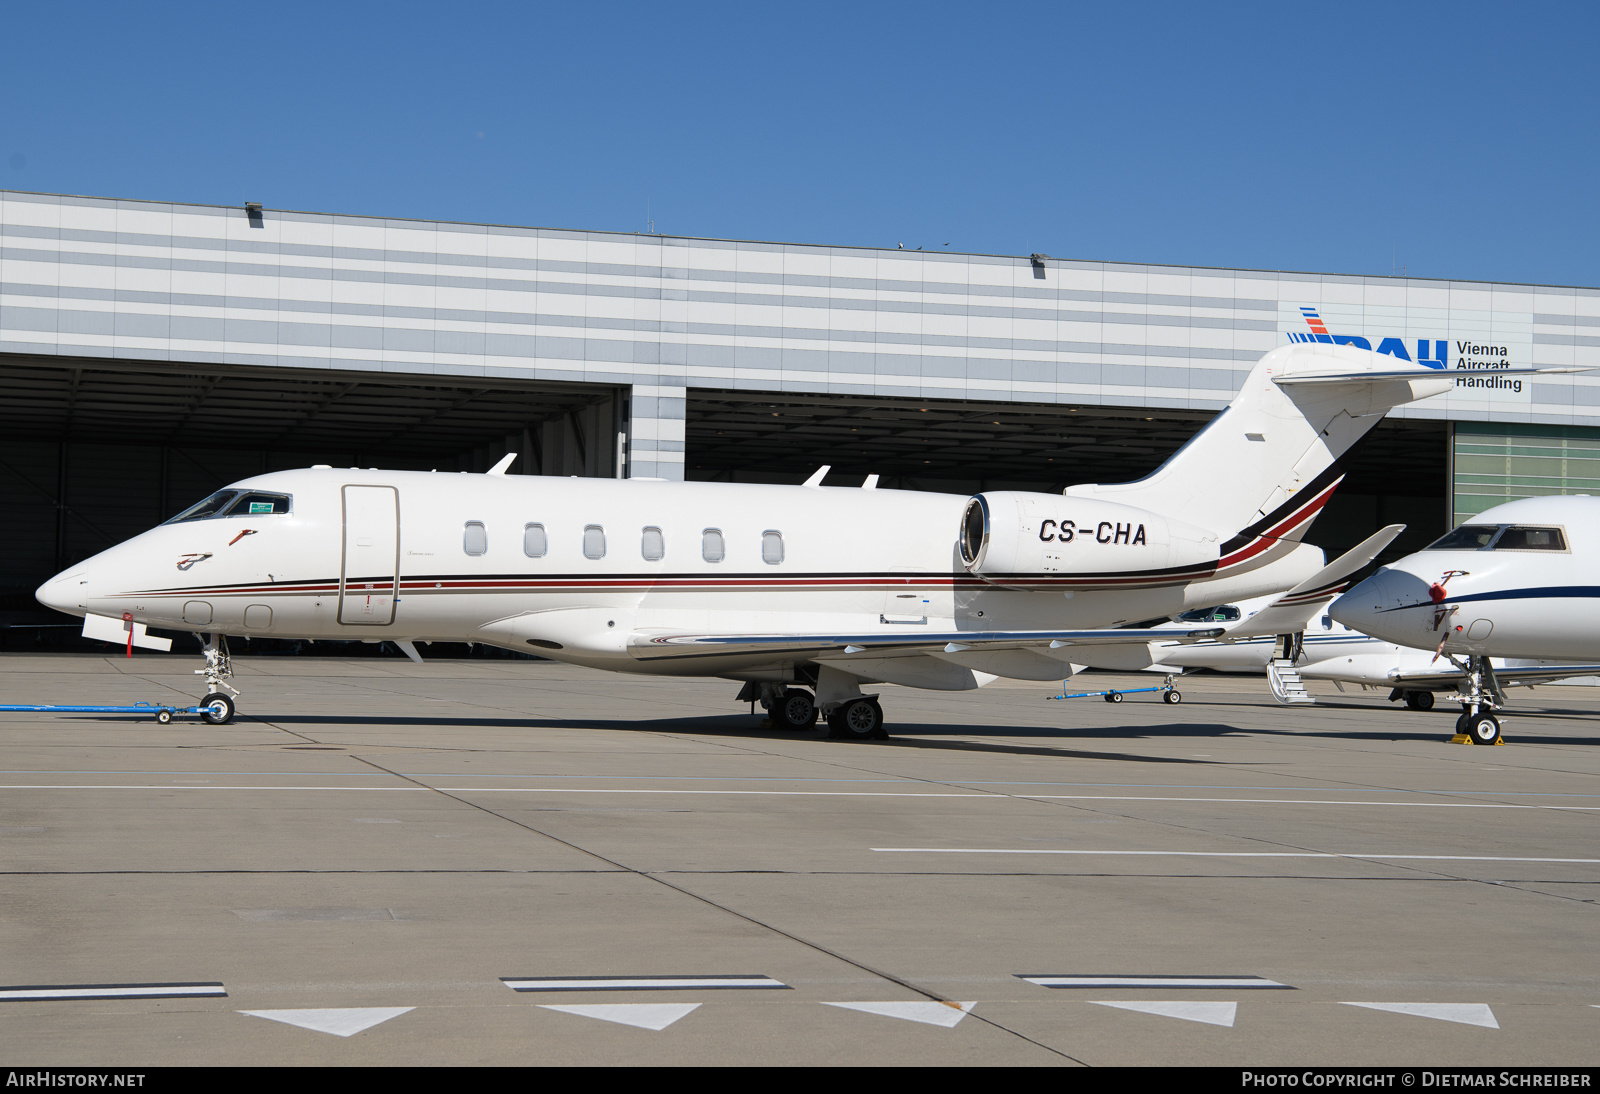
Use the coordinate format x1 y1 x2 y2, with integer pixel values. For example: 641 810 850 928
195 632 239 725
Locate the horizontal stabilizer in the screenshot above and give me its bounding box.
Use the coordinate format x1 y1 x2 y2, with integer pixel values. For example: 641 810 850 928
1276 365 1590 385
82 612 173 652
1222 524 1405 639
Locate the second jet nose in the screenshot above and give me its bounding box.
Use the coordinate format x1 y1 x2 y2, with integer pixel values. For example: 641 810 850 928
1332 567 1433 646
1329 576 1381 632
36 570 90 617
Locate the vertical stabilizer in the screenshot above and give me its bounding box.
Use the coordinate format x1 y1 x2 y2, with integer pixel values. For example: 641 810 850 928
1063 343 1450 573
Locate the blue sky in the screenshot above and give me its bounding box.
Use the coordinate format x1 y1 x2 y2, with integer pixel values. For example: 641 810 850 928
3 2 1595 285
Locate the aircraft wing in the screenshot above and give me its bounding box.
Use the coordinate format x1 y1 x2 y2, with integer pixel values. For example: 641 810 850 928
1218 524 1405 639
629 625 1225 663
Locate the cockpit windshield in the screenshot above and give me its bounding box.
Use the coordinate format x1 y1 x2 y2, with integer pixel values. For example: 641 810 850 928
1425 524 1568 551
1491 526 1567 551
1177 605 1241 623
166 490 291 524
1425 525 1499 550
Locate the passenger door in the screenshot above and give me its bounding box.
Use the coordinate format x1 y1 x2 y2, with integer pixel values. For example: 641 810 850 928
339 485 399 625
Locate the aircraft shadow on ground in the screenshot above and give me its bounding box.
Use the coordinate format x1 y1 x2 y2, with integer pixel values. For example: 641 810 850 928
178 711 1242 761
48 708 1598 748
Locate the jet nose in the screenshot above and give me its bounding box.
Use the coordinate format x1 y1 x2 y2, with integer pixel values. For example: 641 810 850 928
1329 576 1383 633
35 571 89 617
1332 567 1431 646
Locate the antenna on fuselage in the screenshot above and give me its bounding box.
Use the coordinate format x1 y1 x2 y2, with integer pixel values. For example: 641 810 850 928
802 465 831 487
487 454 517 475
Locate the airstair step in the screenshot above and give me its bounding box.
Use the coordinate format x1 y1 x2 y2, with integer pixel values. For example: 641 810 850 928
1268 659 1317 705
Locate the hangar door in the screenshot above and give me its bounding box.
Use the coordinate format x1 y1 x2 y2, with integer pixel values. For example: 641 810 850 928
339 485 399 625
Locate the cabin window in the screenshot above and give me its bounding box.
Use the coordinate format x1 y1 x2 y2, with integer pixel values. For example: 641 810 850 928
583 525 606 559
641 527 665 561
524 523 547 558
761 530 784 564
1426 525 1498 550
463 521 487 556
1492 525 1567 551
702 528 725 562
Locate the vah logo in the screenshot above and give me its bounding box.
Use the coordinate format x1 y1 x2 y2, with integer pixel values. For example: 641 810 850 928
1285 307 1521 393
1285 307 1447 368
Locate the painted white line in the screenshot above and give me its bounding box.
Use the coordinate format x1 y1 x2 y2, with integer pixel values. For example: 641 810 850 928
1020 975 1285 989
875 849 1600 864
503 976 788 992
823 1000 974 1027
240 1007 413 1037
1342 1002 1499 1029
1089 1000 1238 1027
0 982 227 1001
1025 794 1600 811
539 1003 700 1030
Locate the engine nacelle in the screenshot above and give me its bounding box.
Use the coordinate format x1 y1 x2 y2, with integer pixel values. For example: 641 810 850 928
958 491 1219 587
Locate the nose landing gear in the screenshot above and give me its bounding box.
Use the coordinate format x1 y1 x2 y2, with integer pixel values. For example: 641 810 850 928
1446 654 1505 745
196 633 239 725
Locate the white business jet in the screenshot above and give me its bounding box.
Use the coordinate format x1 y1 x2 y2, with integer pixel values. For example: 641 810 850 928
1331 495 1600 743
1055 523 1405 682
35 344 1549 739
1152 598 1599 713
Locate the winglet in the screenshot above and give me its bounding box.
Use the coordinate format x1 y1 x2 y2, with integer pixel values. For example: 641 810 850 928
803 465 831 487
1221 523 1405 639
487 454 517 475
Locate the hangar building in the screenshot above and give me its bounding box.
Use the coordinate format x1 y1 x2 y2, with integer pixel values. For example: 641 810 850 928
3 189 1597 632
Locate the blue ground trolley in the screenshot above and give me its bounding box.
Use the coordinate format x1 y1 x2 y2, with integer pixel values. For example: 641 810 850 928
1048 675 1182 705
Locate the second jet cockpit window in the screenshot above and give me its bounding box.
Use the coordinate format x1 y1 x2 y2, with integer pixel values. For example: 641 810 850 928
1176 605 1241 623
1426 525 1501 550
1492 526 1568 551
1425 524 1568 551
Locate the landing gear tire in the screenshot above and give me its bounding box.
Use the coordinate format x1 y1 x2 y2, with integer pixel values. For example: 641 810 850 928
1104 691 1123 704
200 693 235 725
1466 711 1501 745
774 689 817 731
1405 690 1436 712
1163 690 1181 705
828 698 885 740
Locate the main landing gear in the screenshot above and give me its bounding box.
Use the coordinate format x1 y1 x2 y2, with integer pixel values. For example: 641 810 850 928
195 633 239 725
754 684 819 731
739 670 889 741
1445 654 1505 746
1386 689 1436 712
826 697 886 740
